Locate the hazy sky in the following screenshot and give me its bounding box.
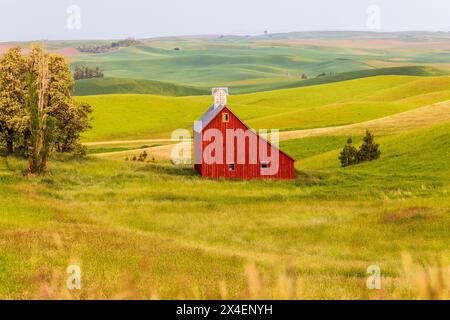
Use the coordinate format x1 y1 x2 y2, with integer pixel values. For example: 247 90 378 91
1 0 449 42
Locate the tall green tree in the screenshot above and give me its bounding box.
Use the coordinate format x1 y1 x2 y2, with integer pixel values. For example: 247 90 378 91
0 46 92 163
46 54 91 152
25 45 56 174
0 48 28 154
339 137 359 167
358 130 381 162
53 101 92 152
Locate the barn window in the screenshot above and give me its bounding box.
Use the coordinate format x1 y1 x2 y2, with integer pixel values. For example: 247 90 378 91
222 113 229 123
261 161 268 169
228 163 235 171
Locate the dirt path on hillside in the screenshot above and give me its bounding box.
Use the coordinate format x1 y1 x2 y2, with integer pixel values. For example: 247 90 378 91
91 142 190 161
279 100 450 140
84 138 178 147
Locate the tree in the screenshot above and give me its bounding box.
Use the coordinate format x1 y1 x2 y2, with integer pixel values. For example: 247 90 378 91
339 137 359 167
29 48 93 159
0 45 92 171
0 48 28 154
358 130 381 162
73 65 82 80
47 57 92 152
54 101 92 152
25 45 55 174
72 65 104 80
138 150 148 162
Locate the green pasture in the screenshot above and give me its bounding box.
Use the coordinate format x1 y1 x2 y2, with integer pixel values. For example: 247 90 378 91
0 119 448 299
76 75 450 142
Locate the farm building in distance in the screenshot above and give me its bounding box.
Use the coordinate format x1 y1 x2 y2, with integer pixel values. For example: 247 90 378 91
194 88 295 179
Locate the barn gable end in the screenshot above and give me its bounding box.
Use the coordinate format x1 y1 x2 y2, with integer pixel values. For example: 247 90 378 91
194 89 295 180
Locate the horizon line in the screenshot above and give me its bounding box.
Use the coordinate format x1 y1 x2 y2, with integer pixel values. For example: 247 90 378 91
2 29 450 44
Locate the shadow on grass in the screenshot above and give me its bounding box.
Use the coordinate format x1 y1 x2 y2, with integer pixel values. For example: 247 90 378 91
144 164 327 186
139 162 333 185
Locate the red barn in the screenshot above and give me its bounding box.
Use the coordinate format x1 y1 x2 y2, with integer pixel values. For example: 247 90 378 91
194 88 295 179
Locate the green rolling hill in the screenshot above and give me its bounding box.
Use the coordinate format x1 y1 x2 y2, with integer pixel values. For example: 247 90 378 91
73 66 445 96
2 32 450 300
2 93 449 299
228 66 446 93
65 36 449 90
74 77 209 96
75 75 450 142
3 32 450 96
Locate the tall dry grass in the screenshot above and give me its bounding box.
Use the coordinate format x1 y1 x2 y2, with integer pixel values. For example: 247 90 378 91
29 254 449 300
400 253 449 300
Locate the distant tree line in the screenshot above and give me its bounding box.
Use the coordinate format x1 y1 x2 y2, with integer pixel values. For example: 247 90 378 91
339 130 381 167
78 44 111 54
78 38 142 54
0 45 92 175
111 38 141 48
316 72 337 78
73 65 104 80
297 72 338 79
297 72 337 79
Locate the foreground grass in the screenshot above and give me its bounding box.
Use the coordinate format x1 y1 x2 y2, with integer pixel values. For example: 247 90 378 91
0 120 448 299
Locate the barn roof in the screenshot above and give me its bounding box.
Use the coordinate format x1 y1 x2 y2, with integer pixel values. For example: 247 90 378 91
193 104 226 133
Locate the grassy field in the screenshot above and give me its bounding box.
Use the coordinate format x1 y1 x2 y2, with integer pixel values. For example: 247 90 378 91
67 41 375 86
2 73 450 300
77 75 450 142
5 32 450 96
74 77 210 96
64 33 450 88
6 32 450 96
73 66 445 96
1 32 449 299
231 66 445 93
0 119 448 299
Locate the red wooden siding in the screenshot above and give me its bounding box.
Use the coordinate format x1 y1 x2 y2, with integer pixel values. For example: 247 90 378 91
195 106 295 180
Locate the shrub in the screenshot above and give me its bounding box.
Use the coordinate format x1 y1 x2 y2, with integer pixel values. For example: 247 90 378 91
358 130 381 162
138 151 148 162
71 144 87 158
338 130 381 167
339 137 359 167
